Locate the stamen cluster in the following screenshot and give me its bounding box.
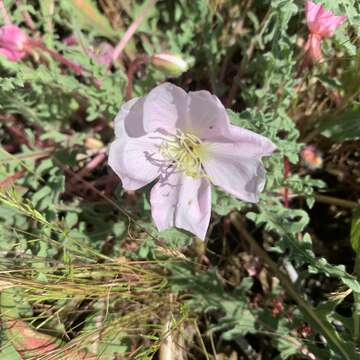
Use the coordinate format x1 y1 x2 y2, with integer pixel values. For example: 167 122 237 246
160 130 206 178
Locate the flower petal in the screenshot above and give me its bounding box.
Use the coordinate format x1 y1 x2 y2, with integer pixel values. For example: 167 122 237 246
314 13 346 37
305 1 322 26
143 82 188 133
108 132 163 191
305 1 346 37
218 125 277 156
114 97 146 138
186 90 232 140
150 173 211 240
304 33 323 61
203 142 271 203
0 48 25 61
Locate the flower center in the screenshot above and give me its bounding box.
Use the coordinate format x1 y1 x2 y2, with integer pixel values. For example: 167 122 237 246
160 130 207 178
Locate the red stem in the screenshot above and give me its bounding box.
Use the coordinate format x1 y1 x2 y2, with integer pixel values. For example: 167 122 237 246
30 40 100 87
126 55 149 100
284 155 290 208
31 40 83 75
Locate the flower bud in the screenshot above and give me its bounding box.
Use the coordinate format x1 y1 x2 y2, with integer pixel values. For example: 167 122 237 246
151 52 188 77
301 145 323 170
0 25 29 61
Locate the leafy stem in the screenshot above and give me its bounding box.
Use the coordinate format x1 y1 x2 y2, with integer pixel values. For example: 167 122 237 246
231 213 357 360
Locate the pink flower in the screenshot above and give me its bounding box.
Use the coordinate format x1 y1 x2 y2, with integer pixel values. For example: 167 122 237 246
304 1 346 61
108 83 276 239
63 34 114 67
91 42 114 67
0 25 29 61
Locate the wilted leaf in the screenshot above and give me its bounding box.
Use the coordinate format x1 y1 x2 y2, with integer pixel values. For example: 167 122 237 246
1 290 97 360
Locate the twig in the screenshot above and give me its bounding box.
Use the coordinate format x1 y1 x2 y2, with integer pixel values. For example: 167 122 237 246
111 0 157 65
71 151 107 184
314 194 358 209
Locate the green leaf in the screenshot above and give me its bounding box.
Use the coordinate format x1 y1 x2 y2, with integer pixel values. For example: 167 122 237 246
61 0 116 39
320 107 360 141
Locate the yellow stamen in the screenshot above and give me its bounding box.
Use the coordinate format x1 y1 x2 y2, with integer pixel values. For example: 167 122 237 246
160 130 208 178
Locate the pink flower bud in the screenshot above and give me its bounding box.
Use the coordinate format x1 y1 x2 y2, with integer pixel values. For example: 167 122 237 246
0 25 29 61
151 52 188 77
301 145 323 170
304 1 347 62
91 42 114 67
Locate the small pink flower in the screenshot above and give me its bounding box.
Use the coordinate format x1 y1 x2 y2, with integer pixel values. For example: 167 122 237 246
304 1 347 61
91 42 114 67
0 25 29 61
63 34 114 67
109 83 276 239
301 145 323 170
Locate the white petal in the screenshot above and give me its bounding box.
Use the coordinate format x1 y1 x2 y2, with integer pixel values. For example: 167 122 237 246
218 125 277 156
186 90 232 140
203 143 269 203
114 97 146 138
108 132 163 191
143 82 188 133
150 172 211 240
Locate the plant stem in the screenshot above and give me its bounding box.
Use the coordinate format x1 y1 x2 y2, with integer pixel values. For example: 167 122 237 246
315 194 358 209
230 213 354 360
30 39 100 87
111 0 157 65
194 320 210 360
284 155 290 208
126 54 149 100
353 255 360 343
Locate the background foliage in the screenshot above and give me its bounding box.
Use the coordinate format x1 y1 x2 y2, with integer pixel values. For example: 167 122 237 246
0 0 360 359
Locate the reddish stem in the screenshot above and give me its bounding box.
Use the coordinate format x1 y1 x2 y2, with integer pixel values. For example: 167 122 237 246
30 40 100 87
0 171 24 189
31 39 83 75
111 0 157 66
126 55 149 100
284 155 290 208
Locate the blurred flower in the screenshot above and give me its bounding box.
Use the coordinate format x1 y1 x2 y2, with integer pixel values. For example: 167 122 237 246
63 34 78 46
301 145 323 170
109 83 276 239
151 52 188 77
304 1 347 61
0 24 29 61
63 34 114 67
91 42 114 67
